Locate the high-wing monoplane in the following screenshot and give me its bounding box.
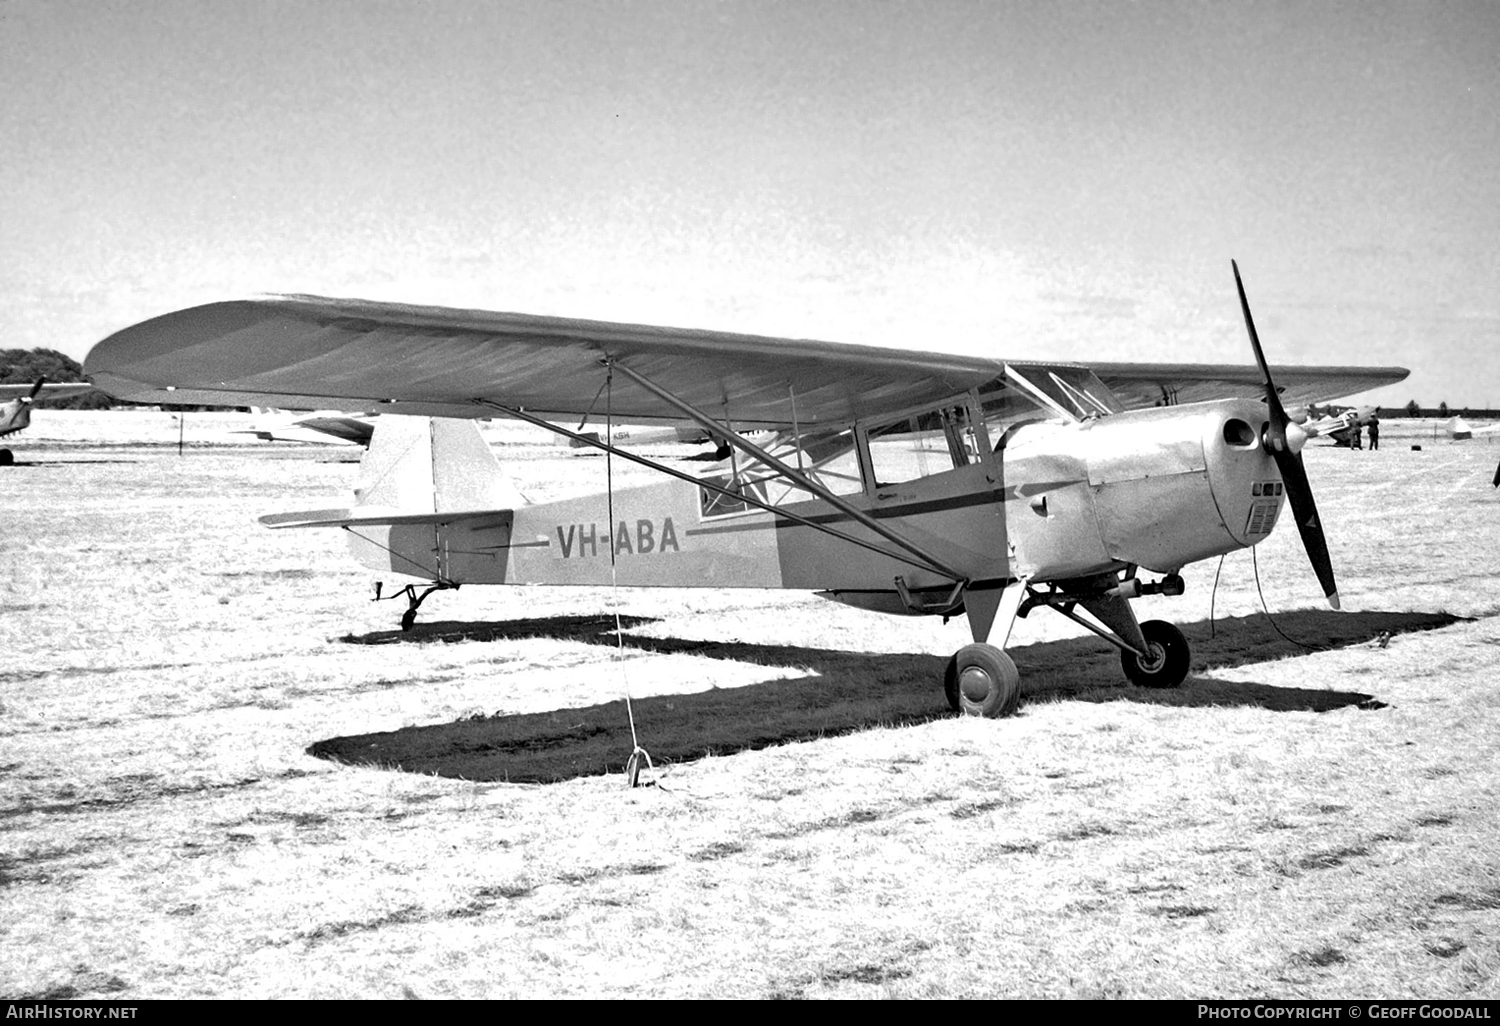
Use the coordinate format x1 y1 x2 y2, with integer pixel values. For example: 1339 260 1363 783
1446 416 1500 441
1295 405 1377 447
83 264 1408 716
0 379 96 465
234 407 377 446
1446 417 1500 486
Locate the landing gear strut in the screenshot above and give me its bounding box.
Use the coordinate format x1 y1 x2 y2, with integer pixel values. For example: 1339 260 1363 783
943 569 1192 717
373 580 456 631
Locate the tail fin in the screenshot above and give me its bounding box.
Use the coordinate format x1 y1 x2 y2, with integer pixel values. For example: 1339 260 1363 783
261 416 525 530
355 416 527 513
262 416 525 585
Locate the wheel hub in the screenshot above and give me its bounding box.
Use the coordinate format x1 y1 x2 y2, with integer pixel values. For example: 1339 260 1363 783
959 667 993 703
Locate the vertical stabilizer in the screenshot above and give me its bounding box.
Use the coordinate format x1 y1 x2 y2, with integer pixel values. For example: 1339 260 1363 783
354 416 526 513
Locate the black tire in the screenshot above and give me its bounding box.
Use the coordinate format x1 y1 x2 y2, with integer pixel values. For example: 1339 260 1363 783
1121 619 1190 688
400 609 416 632
0 449 12 466
951 643 1021 718
943 654 961 712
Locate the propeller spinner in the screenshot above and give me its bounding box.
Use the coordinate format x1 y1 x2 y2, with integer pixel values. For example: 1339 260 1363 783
1231 261 1340 610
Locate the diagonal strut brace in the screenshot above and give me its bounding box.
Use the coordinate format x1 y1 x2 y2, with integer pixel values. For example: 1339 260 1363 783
469 397 959 580
605 360 966 584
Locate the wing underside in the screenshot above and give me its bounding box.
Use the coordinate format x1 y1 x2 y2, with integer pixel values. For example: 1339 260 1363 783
84 295 1409 428
1089 362 1409 412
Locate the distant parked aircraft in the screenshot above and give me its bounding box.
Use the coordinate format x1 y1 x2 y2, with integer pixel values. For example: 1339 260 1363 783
0 379 96 465
1297 405 1377 447
233 407 376 446
1446 416 1500 441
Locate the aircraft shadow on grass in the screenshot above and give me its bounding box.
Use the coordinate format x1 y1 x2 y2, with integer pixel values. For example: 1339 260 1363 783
3 459 136 467
311 609 1465 784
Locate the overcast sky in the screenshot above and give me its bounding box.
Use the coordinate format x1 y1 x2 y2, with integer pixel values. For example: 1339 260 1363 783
4 0 1497 407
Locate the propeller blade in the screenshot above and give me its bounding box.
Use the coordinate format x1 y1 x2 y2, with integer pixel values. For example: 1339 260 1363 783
26 377 45 401
1231 261 1290 452
1232 261 1340 609
1277 449 1340 609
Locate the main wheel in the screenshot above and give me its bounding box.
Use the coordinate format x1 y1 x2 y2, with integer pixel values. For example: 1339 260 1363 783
0 449 12 466
1121 619 1190 688
947 643 1021 718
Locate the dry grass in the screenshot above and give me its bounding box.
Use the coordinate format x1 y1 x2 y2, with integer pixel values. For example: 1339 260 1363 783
1 413 1498 998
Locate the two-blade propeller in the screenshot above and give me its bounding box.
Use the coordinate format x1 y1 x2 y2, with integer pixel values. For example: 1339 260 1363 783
1231 261 1340 610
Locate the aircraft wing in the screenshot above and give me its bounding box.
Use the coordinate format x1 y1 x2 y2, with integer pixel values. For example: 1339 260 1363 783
85 295 1410 429
84 296 1007 428
0 382 95 401
1087 364 1407 411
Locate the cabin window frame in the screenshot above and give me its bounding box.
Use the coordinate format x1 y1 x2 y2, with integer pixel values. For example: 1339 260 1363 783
853 394 989 492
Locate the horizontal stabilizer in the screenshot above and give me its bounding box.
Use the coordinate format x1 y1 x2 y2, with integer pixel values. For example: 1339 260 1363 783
259 506 510 530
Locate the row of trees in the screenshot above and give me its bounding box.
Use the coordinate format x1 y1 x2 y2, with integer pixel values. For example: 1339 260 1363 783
0 349 111 408
1400 401 1498 419
2 348 225 411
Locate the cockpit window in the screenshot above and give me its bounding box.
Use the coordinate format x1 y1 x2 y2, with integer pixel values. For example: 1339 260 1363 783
980 365 1126 451
1005 364 1125 420
978 377 1051 451
866 406 975 487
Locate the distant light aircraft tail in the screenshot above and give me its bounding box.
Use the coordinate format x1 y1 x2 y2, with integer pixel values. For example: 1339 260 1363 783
354 416 526 513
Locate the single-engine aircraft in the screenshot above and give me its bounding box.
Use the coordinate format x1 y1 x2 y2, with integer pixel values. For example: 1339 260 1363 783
83 264 1408 716
1446 416 1500 442
1298 405 1376 447
234 406 377 446
1446 417 1500 487
0 378 96 465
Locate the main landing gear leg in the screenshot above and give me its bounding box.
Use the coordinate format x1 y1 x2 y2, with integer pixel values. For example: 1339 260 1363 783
943 578 1029 718
373 580 457 631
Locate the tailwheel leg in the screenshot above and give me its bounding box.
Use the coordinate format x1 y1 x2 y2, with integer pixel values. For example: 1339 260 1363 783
944 642 1021 718
374 580 456 631
1120 619 1190 688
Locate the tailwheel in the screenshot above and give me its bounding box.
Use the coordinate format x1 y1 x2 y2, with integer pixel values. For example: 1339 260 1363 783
945 642 1021 718
1121 619 1190 688
374 580 455 632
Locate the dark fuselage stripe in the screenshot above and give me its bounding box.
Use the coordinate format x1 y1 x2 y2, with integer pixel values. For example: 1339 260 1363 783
682 478 1085 536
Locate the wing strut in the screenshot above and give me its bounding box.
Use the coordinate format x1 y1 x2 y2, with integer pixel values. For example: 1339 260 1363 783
605 361 967 584
470 398 961 581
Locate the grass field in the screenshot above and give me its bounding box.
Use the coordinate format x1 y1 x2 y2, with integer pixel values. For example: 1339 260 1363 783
2 412 1499 999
